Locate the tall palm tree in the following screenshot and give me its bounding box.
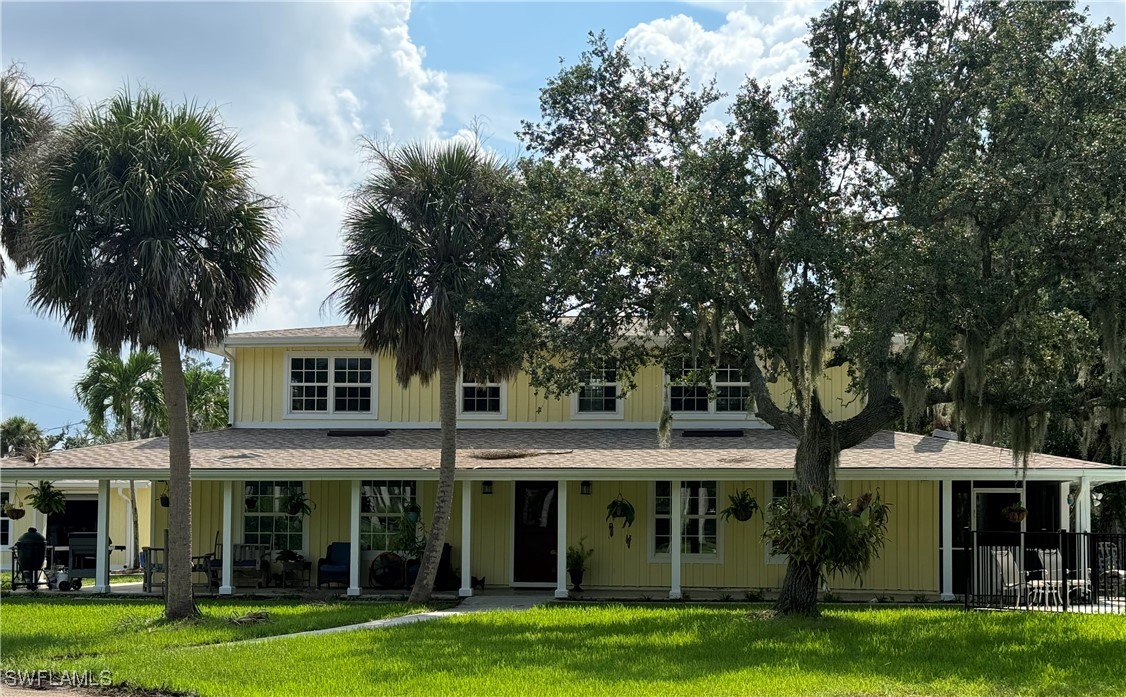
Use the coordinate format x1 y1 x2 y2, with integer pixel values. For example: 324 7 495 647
0 415 45 459
74 349 165 568
1 64 60 281
183 357 229 432
329 137 522 603
27 90 279 619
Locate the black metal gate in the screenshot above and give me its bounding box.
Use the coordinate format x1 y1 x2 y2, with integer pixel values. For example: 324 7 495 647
964 529 1126 614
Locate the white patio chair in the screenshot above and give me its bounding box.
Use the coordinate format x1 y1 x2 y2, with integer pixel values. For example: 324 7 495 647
990 549 1030 609
1037 549 1088 605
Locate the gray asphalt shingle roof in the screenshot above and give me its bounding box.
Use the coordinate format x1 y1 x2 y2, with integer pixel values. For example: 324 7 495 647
2 427 1117 475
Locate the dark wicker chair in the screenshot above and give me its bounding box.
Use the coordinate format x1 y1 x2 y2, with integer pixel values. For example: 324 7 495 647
317 542 350 588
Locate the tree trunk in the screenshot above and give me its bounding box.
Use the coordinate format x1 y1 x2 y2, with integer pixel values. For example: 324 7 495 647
128 481 140 569
408 331 457 603
774 393 836 617
157 339 198 619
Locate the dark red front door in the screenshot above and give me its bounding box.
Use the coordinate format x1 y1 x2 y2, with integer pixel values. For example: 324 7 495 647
513 482 557 584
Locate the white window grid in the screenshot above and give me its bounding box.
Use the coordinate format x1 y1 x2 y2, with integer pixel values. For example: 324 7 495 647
243 481 304 552
577 366 620 414
287 355 374 416
668 358 751 414
360 480 418 552
653 480 720 559
461 373 502 414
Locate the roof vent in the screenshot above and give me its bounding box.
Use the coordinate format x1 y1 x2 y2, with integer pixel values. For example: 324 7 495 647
931 429 958 441
681 429 745 438
327 429 389 438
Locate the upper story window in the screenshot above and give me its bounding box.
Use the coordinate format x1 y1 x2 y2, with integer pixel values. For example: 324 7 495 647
287 354 374 417
667 358 751 415
461 371 505 418
574 365 622 417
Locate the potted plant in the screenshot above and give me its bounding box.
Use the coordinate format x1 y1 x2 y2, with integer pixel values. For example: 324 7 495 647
281 489 315 517
566 537 594 592
606 494 636 547
27 481 66 515
1003 501 1027 523
245 485 257 511
719 488 760 522
403 500 421 526
276 549 303 563
159 485 170 508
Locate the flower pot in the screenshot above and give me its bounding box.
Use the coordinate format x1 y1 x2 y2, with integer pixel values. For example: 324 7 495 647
3 506 25 520
568 568 585 592
245 498 257 511
1005 509 1027 523
733 510 754 522
159 494 170 508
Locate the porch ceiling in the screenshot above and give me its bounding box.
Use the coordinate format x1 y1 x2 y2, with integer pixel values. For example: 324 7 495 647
1 427 1121 482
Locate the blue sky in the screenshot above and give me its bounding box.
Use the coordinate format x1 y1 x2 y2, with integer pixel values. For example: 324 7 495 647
1 1 1123 434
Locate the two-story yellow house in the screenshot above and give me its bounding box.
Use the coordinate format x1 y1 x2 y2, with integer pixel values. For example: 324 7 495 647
3 325 1119 599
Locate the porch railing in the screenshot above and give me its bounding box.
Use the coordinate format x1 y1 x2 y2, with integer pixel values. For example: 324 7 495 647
964 529 1126 615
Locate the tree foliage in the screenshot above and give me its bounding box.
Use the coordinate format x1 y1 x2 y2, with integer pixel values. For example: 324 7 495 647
26 88 279 619
518 4 1126 615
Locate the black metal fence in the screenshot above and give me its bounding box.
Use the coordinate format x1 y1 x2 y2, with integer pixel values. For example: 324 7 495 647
964 529 1126 614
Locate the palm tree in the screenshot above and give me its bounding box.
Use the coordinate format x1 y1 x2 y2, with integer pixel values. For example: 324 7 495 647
329 137 522 603
183 356 229 432
1 415 45 459
1 64 60 281
75 349 165 568
27 90 279 619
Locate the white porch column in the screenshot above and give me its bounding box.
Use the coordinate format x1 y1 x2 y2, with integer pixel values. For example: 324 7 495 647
219 481 234 595
555 480 568 599
940 479 954 601
93 480 111 593
1060 482 1071 532
669 480 682 600
459 482 473 597
1077 477 1092 534
348 480 362 596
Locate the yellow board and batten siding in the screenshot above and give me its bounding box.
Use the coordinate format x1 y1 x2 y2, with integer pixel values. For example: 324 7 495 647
232 346 863 425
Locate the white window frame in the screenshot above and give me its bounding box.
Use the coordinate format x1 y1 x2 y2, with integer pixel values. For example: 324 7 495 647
359 480 419 553
283 351 377 420
0 491 10 549
648 480 724 565
664 358 753 420
458 369 508 420
240 480 310 556
765 480 795 565
570 365 625 419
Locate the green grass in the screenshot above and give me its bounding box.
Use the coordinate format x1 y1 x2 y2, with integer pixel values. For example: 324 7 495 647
0 595 426 661
3 603 1124 696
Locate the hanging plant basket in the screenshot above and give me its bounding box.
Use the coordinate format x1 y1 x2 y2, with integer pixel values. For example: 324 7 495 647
719 489 760 523
606 494 636 546
28 481 66 515
159 491 170 508
281 490 315 517
3 503 26 520
1003 502 1027 524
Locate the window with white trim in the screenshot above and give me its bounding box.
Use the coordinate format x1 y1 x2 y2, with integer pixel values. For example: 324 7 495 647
1 492 10 547
288 356 373 415
360 480 418 551
766 480 795 564
243 481 304 552
577 365 620 414
654 480 719 557
461 372 501 414
668 358 751 414
668 359 710 412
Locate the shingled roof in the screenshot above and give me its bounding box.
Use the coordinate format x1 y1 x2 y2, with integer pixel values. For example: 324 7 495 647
2 428 1119 480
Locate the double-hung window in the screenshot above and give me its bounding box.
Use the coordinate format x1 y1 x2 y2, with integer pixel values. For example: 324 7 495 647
653 480 720 559
0 492 9 547
667 358 751 415
287 354 374 417
574 365 622 417
461 371 504 417
243 481 305 552
360 480 418 551
668 359 710 412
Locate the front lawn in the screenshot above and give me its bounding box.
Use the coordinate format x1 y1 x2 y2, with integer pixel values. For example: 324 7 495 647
0 595 427 662
3 603 1123 696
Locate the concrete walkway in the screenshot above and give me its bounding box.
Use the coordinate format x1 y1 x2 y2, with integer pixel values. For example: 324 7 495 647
223 593 554 645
